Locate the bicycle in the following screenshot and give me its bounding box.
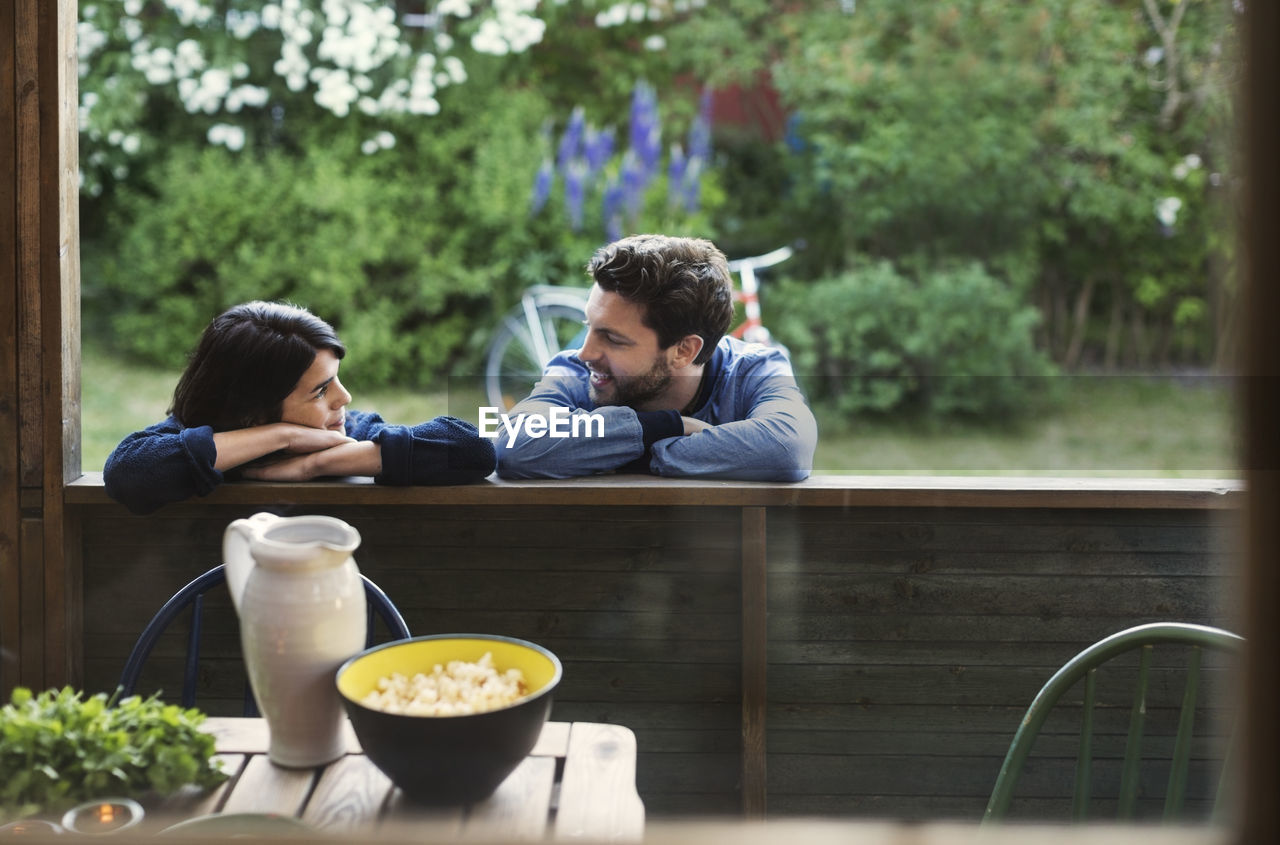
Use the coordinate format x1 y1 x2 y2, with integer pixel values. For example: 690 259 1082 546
483 246 795 411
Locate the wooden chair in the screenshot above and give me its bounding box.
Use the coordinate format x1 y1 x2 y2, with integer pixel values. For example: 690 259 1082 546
983 621 1243 823
118 563 411 716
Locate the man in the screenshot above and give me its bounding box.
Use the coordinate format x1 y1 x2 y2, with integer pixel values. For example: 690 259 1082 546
494 234 817 481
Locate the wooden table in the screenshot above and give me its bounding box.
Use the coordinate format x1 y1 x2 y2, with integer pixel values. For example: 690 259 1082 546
163 717 645 840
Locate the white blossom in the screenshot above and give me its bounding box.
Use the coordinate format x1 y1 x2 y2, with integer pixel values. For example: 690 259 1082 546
227 9 261 40
313 68 359 116
226 85 269 112
443 56 467 84
164 0 215 28
644 34 666 51
77 22 108 61
174 40 206 77
438 0 474 15
1155 196 1183 227
208 123 246 151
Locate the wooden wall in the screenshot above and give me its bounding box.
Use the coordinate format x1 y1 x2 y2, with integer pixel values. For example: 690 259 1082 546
72 495 1239 821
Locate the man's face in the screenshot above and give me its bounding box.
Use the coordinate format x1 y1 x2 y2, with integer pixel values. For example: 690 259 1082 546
578 285 676 410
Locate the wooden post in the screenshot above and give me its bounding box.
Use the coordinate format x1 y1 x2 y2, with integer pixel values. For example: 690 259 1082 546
741 506 768 818
1241 3 1280 843
0 0 80 697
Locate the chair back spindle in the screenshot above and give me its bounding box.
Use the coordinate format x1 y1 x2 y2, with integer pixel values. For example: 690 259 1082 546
119 564 411 715
984 622 1242 824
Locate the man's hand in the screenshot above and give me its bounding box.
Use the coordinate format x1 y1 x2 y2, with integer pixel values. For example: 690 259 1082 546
681 416 713 435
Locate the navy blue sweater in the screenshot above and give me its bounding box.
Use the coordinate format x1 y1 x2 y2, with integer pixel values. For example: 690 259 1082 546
104 410 496 514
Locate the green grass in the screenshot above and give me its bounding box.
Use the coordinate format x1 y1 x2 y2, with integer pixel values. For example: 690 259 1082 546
80 346 1240 477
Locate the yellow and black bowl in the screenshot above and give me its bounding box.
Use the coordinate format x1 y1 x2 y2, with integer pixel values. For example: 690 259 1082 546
335 634 562 805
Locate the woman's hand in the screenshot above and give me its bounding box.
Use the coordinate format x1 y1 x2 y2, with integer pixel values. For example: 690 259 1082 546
241 440 382 481
212 423 352 472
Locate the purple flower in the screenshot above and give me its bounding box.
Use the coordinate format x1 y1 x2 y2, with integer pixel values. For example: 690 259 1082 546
621 150 647 219
584 126 615 177
530 158 554 214
629 81 662 180
564 161 587 231
602 176 625 242
667 144 687 209
687 87 713 163
682 156 703 214
557 106 585 174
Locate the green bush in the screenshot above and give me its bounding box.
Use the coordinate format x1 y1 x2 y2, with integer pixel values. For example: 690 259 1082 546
773 261 1056 418
87 75 726 389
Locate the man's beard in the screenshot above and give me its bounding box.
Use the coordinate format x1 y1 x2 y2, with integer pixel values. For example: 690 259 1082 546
590 355 673 409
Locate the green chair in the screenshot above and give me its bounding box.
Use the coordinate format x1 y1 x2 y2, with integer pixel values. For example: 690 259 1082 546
983 622 1243 823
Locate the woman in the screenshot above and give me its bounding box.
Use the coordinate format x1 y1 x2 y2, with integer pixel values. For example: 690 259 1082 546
104 301 495 514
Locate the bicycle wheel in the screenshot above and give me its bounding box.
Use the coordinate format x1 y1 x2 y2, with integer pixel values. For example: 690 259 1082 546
485 299 587 411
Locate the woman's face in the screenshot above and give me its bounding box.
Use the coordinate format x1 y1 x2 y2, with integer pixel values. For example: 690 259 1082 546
279 349 351 431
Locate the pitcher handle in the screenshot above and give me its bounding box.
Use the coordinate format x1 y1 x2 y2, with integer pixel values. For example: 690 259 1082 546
222 512 278 612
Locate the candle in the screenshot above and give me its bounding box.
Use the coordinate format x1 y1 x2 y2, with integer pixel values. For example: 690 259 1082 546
60 797 144 836
0 819 64 837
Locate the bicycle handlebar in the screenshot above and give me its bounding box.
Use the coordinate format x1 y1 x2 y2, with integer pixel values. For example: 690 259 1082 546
727 245 794 273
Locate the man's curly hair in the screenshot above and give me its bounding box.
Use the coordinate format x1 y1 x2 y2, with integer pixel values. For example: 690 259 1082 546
586 234 734 365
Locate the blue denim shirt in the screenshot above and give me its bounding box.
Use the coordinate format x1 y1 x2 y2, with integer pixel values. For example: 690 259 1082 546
494 337 817 481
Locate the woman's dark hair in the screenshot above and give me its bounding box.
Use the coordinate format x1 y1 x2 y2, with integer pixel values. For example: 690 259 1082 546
169 301 345 430
587 234 734 365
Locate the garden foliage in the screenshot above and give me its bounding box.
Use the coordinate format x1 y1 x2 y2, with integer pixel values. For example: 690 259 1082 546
774 262 1053 417
79 0 1240 416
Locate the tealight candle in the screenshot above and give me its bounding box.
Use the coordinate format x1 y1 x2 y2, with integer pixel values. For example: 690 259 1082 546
60 798 144 836
0 819 64 837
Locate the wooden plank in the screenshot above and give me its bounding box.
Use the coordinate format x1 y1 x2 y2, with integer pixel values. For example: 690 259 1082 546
769 549 1237 578
530 719 570 757
770 518 1229 556
381 790 464 834
555 722 645 841
220 755 316 816
157 753 245 818
64 472 1246 510
741 506 767 818
205 716 363 755
1241 7 1280 844
301 755 393 833
767 614 1238 644
0 0 19 702
41 0 78 689
766 574 1228 618
14 0 40 490
767 664 1236 708
766 704 1233 741
18 518 43 688
766 639 1240 668
461 756 555 840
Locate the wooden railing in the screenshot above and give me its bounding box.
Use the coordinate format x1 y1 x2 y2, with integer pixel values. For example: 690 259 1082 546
65 474 1243 820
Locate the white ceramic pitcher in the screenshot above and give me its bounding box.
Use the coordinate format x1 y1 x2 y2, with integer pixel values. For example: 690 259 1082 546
223 512 367 768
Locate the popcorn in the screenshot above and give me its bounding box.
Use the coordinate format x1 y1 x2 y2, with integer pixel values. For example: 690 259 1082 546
360 652 528 716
